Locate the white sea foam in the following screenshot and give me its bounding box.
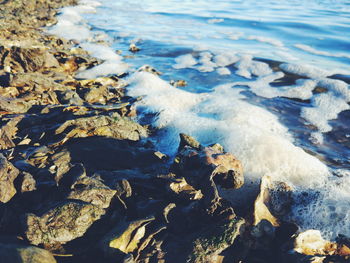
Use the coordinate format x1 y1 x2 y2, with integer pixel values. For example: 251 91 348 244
48 6 92 41
213 53 239 67
231 67 349 134
295 44 350 60
302 92 349 132
49 1 128 79
280 63 332 78
76 43 128 78
235 55 273 78
216 67 231 75
246 35 284 48
173 54 197 69
207 18 224 24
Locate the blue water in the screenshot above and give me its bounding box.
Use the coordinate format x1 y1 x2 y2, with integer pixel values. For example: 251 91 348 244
60 0 350 238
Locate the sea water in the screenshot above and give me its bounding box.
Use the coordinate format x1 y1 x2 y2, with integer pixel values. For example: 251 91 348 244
50 0 350 239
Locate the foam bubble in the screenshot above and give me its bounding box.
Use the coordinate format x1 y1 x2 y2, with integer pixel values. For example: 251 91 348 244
235 55 273 79
213 53 239 67
295 44 350 60
301 93 349 132
246 35 284 48
216 67 231 75
280 63 332 79
173 54 197 69
245 75 317 100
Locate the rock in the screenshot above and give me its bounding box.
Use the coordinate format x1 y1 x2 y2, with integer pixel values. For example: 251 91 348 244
179 133 201 150
51 150 72 184
0 242 57 263
0 97 33 113
9 72 65 93
169 177 203 200
0 115 23 149
25 200 105 245
129 43 140 53
55 114 148 142
103 217 155 254
20 172 37 193
0 154 20 203
188 217 245 263
294 230 337 256
25 146 51 168
60 137 158 173
68 175 117 209
0 46 52 73
137 65 162 76
173 135 243 212
170 79 187 87
80 86 109 104
56 89 84 105
253 176 292 227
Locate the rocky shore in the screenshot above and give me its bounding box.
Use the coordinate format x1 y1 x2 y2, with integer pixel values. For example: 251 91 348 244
0 0 349 262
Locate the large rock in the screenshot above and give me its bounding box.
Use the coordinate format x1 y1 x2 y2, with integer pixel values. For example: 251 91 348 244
0 154 20 203
0 242 56 263
25 200 105 245
175 134 244 190
68 175 117 209
253 176 292 227
173 134 243 213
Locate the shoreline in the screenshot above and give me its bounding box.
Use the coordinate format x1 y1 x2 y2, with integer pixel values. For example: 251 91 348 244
0 1 350 262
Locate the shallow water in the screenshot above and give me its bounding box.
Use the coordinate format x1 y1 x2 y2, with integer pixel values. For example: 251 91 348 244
51 0 350 239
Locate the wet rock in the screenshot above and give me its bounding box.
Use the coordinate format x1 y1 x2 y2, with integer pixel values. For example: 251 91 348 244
173 134 243 212
129 43 140 53
55 114 148 142
253 176 292 227
137 65 162 76
0 115 23 149
170 79 187 87
25 200 105 246
179 133 201 150
294 230 337 256
68 175 117 209
0 242 57 263
0 154 20 203
188 217 245 263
